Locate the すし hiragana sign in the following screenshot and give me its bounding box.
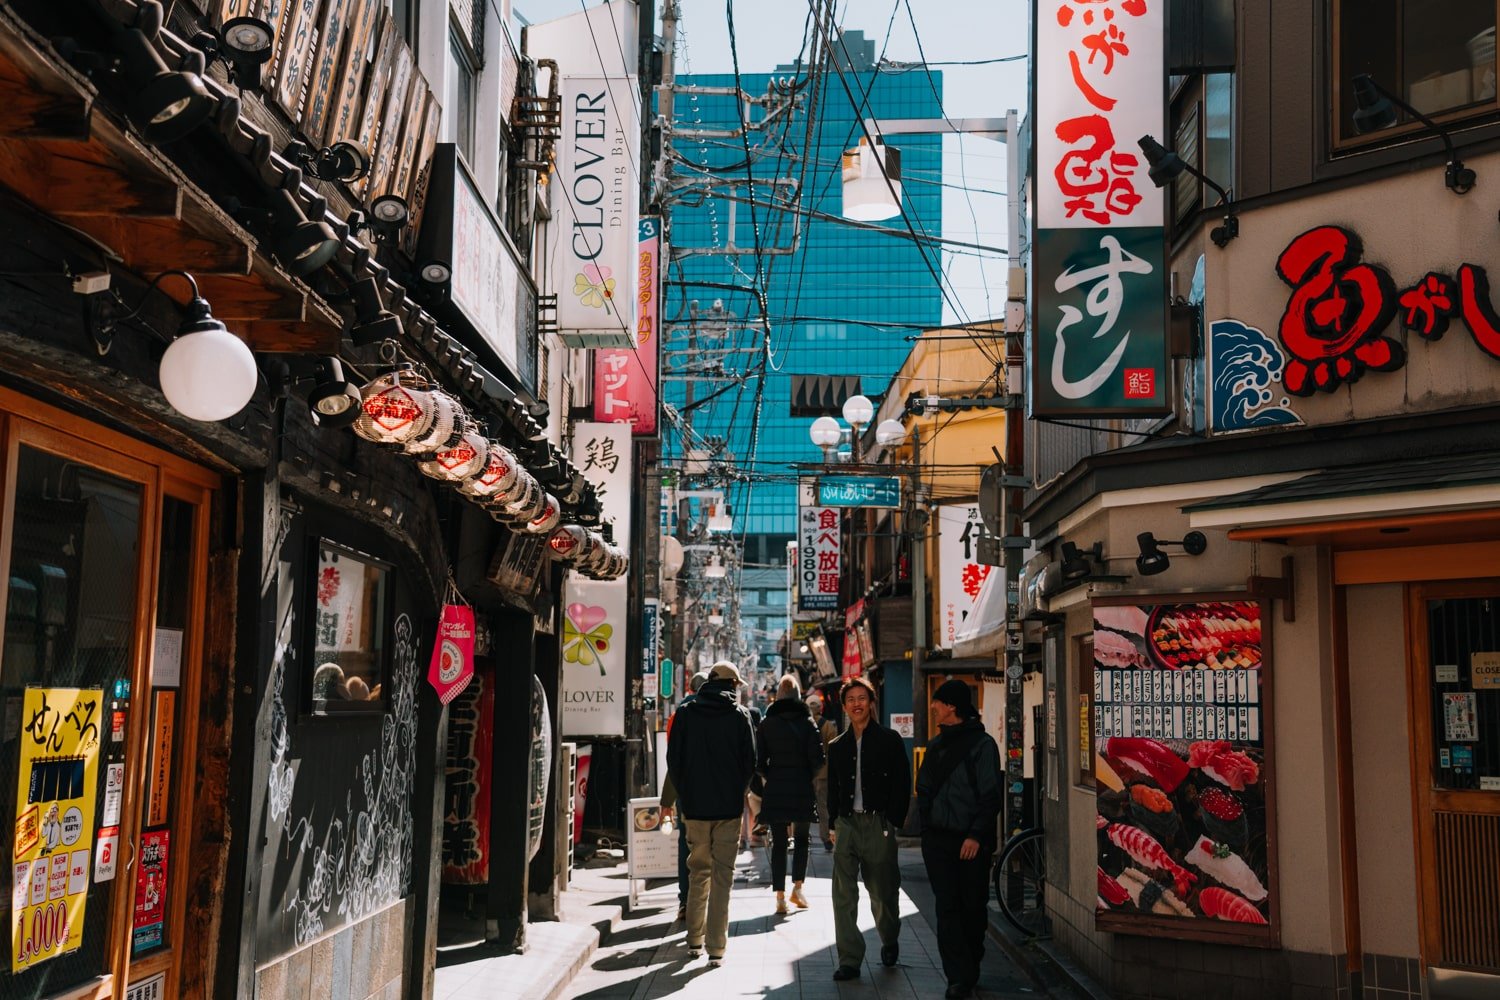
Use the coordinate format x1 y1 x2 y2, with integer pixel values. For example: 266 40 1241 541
1032 0 1169 416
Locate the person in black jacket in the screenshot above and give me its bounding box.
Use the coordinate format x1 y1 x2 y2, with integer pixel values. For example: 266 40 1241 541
666 661 756 966
825 675 911 981
916 679 1002 999
755 673 824 914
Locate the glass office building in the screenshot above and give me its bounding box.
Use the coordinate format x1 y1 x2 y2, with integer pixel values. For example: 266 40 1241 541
665 31 945 670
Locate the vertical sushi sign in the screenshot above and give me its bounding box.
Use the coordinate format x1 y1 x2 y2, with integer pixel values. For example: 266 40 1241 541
1091 597 1277 943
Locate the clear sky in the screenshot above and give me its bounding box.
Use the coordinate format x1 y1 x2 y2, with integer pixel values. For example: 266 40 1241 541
517 0 1031 325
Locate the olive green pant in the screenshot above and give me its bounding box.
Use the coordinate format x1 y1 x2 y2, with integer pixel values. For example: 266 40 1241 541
832 813 901 969
685 818 739 957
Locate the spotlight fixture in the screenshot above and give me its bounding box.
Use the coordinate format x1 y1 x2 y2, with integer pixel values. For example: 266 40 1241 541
267 187 339 276
1135 531 1208 577
418 260 452 285
288 140 369 183
192 16 274 90
1060 541 1102 583
117 27 215 143
1349 74 1475 195
306 357 362 428
347 276 403 346
347 194 409 244
147 270 258 422
1137 135 1240 248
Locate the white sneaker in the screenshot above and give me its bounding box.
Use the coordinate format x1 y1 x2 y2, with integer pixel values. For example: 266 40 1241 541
687 941 703 957
708 954 724 967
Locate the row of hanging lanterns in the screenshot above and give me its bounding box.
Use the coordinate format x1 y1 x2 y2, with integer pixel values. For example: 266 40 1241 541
349 365 623 578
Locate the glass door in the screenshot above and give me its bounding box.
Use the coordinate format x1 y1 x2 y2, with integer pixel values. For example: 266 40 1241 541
1411 581 1500 974
0 424 156 1000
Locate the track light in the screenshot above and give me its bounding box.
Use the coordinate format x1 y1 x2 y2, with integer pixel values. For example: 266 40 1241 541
1060 541 1101 583
267 188 339 276
1349 74 1475 195
306 357 362 428
192 16 273 90
348 277 403 345
347 195 409 244
1135 531 1208 577
118 28 214 143
1137 135 1240 247
418 260 452 285
289 140 369 183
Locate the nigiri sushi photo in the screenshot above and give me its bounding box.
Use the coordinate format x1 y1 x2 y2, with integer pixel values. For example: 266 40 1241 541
1117 867 1194 918
1198 886 1268 925
1184 835 1267 902
1105 823 1197 898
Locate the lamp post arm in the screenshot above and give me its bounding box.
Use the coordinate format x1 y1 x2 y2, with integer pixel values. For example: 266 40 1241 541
1180 159 1232 209
1365 77 1460 166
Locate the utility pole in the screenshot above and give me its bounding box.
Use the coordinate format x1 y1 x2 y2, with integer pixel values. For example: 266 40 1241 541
909 427 927 750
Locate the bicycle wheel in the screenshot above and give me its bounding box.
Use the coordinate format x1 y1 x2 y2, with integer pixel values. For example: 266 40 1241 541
992 828 1048 937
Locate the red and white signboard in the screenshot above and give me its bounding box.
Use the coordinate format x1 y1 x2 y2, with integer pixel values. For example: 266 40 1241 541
937 505 992 650
797 505 841 612
593 217 661 434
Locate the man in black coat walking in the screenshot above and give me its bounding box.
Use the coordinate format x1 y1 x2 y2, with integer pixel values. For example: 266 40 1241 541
916 679 1002 998
666 661 756 966
826 675 910 981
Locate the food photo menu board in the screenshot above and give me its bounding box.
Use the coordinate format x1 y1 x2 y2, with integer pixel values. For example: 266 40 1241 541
1092 596 1278 945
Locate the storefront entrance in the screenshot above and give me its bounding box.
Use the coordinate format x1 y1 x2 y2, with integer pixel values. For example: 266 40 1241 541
0 391 216 1000
1409 581 1500 979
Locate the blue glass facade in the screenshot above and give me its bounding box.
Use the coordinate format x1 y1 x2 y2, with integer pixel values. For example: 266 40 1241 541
665 44 945 542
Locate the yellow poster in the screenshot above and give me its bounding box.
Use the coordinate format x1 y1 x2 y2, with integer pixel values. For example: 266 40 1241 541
11 687 103 973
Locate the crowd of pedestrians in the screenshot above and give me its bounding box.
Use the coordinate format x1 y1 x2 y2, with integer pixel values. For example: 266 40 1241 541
664 664 1003 999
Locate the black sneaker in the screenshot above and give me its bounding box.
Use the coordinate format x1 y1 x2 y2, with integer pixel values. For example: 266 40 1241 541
832 966 859 981
944 983 973 999
880 943 899 967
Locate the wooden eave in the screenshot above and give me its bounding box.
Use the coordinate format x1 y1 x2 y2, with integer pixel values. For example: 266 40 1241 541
0 10 340 353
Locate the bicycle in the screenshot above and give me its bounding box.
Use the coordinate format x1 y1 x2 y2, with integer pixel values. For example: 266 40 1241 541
991 826 1047 937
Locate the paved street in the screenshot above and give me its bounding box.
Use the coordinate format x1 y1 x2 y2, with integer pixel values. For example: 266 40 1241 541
559 841 1076 999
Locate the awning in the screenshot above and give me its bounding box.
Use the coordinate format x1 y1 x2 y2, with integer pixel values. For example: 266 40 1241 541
952 564 1005 658
790 374 863 417
1185 451 1500 535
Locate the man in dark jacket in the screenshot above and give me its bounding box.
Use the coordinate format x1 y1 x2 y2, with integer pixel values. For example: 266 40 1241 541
663 669 711 921
826 675 911 981
666 661 756 966
916 679 1002 998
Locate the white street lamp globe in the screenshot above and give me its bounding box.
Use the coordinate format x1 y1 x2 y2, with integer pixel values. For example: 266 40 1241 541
875 418 908 446
809 415 841 448
841 139 902 222
159 326 258 421
841 394 874 428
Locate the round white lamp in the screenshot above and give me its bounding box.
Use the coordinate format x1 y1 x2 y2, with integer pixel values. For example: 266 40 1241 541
809 415 841 448
841 393 874 428
158 296 258 422
841 138 902 222
875 418 908 446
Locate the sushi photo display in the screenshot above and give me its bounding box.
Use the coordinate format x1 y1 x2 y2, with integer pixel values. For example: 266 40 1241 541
1092 598 1273 935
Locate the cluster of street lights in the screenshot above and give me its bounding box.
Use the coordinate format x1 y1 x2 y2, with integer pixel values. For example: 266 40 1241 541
807 393 908 462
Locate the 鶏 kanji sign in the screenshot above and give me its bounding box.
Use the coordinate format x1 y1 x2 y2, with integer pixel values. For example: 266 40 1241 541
1033 0 1169 416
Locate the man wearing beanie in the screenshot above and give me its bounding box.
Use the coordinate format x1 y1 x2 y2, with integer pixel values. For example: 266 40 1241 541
667 661 756 967
916 678 1002 999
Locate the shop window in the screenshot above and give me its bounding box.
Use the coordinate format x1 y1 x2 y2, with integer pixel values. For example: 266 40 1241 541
307 542 391 715
1335 0 1498 146
448 34 478 166
1167 73 1234 235
1076 635 1096 789
1426 594 1500 789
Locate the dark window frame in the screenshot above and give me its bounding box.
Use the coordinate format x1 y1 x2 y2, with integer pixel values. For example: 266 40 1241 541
302 536 394 719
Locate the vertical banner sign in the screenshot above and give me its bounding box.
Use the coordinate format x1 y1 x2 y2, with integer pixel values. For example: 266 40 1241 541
554 75 641 348
797 505 841 611
131 830 169 953
441 664 494 885
641 599 661 698
1033 0 1168 415
1092 599 1274 938
936 505 993 650
563 423 633 737
594 217 662 432
842 601 865 678
12 687 102 972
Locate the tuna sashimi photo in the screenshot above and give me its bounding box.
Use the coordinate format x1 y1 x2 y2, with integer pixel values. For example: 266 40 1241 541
1101 736 1190 791
1188 740 1261 790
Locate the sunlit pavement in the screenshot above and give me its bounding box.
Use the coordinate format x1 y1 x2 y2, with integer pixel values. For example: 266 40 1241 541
560 841 1071 999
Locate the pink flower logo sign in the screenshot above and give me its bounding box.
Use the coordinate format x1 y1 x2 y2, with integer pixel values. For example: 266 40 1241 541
572 264 617 310
563 602 613 675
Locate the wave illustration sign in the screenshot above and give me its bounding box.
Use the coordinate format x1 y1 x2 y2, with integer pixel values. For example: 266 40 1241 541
1209 319 1303 433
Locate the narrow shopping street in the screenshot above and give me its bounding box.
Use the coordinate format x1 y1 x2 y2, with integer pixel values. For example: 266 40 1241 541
552 843 1082 1000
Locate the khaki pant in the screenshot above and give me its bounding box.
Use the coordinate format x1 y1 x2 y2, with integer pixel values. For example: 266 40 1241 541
685 818 739 956
832 813 901 969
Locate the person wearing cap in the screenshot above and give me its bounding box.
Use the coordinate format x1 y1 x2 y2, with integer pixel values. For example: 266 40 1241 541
666 661 756 966
663 669 712 922
826 675 911 981
916 678 1002 999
